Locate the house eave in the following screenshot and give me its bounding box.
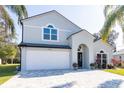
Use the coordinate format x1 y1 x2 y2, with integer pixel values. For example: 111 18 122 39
18 43 71 49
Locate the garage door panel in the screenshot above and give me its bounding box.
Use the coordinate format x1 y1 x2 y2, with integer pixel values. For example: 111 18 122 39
26 48 70 70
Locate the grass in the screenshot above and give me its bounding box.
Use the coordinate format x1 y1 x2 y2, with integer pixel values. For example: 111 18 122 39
0 64 19 85
104 68 124 76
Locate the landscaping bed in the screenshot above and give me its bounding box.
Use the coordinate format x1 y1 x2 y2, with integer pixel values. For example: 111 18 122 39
0 64 19 85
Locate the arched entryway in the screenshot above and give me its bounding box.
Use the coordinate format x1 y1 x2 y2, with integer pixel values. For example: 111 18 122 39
77 44 89 69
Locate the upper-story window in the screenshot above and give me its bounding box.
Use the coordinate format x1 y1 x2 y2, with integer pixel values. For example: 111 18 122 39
43 25 58 41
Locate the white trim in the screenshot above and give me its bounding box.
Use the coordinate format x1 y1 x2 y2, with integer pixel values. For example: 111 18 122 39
24 24 72 32
82 52 85 68
41 24 59 42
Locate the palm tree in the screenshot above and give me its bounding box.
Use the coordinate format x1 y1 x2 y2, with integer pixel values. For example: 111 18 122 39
100 5 124 42
0 5 28 41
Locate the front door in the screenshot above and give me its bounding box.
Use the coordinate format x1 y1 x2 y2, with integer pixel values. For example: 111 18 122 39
78 52 82 68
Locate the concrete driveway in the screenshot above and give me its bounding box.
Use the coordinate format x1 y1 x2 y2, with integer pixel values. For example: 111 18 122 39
0 69 124 88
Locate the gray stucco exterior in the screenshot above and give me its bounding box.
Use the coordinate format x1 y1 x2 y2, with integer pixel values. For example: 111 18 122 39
21 10 82 45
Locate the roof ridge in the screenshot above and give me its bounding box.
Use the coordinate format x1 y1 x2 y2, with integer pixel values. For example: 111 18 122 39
20 10 56 21
20 10 82 30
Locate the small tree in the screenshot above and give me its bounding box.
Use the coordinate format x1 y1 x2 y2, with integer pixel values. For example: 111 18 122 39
5 44 17 64
0 43 17 64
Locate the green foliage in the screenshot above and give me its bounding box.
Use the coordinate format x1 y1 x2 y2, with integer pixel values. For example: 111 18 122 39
101 5 124 42
5 45 17 58
0 36 4 42
0 43 17 63
0 5 26 64
6 5 28 24
94 30 118 51
0 5 28 40
1 7 16 39
104 5 112 18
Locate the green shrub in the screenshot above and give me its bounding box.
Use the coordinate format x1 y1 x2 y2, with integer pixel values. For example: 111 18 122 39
107 64 115 69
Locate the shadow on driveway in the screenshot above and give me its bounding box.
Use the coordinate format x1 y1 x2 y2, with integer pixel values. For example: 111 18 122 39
97 79 124 88
18 69 95 78
51 81 76 88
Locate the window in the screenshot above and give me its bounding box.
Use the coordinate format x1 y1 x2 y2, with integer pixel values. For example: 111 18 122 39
96 51 107 69
51 29 57 40
43 28 50 40
43 25 58 41
48 25 54 28
100 50 104 53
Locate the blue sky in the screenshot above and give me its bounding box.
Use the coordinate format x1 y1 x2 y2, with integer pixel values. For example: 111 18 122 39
26 5 105 33
8 5 124 50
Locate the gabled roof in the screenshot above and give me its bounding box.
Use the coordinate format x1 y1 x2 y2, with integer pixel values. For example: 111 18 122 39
21 10 54 21
67 29 95 39
94 39 114 49
18 43 71 49
20 10 82 30
93 38 101 42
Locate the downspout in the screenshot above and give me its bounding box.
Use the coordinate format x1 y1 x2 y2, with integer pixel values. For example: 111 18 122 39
18 20 24 71
19 46 21 71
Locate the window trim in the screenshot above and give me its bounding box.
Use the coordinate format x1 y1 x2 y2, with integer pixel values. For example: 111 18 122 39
42 24 59 42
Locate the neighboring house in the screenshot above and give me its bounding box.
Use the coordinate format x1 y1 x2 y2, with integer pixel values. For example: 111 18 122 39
19 10 113 71
113 49 124 61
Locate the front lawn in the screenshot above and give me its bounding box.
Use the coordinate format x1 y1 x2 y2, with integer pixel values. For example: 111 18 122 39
104 68 124 76
0 64 19 85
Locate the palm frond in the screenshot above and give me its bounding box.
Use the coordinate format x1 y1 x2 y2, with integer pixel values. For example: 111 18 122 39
0 5 28 41
104 5 113 18
0 7 16 38
6 5 28 24
101 6 124 42
101 11 117 42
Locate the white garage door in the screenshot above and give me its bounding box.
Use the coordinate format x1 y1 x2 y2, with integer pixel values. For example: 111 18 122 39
26 48 70 70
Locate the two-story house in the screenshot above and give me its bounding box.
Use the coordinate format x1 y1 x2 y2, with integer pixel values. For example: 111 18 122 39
19 10 113 71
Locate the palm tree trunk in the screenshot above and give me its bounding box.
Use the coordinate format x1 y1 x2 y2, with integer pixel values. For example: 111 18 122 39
11 58 13 64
